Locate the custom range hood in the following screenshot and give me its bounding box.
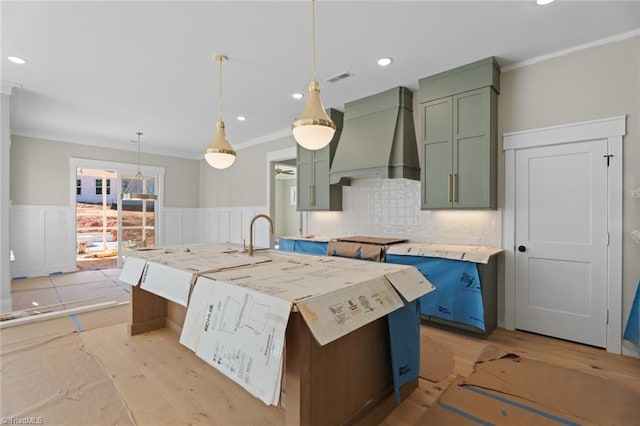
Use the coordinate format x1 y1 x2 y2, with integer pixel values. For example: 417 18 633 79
329 86 420 185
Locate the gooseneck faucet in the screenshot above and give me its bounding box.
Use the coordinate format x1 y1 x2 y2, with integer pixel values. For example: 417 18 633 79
248 214 274 256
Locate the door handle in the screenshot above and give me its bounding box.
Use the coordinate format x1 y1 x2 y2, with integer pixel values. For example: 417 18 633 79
518 245 526 252
309 185 315 206
453 173 458 202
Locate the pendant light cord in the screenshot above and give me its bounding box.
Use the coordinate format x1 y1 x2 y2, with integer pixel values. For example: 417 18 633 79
218 56 223 122
136 132 142 175
311 0 317 82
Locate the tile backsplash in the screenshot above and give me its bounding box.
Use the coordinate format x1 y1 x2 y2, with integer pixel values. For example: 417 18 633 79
306 178 502 247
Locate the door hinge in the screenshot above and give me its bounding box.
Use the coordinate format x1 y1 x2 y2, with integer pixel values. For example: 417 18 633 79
606 232 610 246
604 154 613 166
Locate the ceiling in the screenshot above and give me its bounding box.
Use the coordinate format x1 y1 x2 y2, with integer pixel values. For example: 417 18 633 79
2 1 639 160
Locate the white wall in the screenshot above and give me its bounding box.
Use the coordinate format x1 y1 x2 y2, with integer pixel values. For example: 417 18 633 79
8 204 271 278
11 135 199 207
1 91 12 312
199 207 270 249
199 135 295 208
10 205 75 278
6 135 200 280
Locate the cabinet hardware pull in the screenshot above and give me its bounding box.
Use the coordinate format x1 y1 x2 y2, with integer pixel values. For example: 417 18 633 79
453 173 458 202
448 174 453 202
309 185 315 206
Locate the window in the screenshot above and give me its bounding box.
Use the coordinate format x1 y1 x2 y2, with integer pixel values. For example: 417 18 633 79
95 179 111 195
76 179 81 195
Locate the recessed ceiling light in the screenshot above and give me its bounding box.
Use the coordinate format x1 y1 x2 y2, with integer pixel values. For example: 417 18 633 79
292 93 304 100
236 116 246 122
377 57 393 67
8 56 27 65
536 0 554 5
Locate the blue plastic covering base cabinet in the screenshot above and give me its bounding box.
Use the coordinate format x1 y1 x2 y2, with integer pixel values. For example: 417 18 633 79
278 238 328 256
386 254 487 333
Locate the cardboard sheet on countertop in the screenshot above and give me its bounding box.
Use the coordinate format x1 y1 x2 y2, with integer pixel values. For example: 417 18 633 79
386 243 503 264
326 240 384 262
179 277 291 405
199 254 434 346
119 243 273 306
336 236 408 245
278 235 334 242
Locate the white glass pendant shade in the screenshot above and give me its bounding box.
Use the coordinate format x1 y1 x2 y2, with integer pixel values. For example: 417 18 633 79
292 0 335 151
292 80 336 150
205 121 236 169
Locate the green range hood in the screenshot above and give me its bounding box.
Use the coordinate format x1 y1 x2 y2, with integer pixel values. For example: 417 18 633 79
329 86 420 185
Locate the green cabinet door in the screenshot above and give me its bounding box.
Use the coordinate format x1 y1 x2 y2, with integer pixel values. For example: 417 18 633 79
453 87 496 209
419 57 499 210
421 87 497 209
296 145 315 210
296 109 343 211
422 97 453 209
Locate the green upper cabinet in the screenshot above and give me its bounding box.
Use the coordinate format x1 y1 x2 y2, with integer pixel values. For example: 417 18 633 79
296 109 344 211
419 57 500 210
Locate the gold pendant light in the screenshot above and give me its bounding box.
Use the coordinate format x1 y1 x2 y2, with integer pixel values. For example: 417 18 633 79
291 0 336 150
121 132 157 201
205 54 237 169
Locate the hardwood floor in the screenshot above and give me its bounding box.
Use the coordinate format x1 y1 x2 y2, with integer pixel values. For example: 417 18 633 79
9 268 128 313
383 325 640 425
3 269 639 425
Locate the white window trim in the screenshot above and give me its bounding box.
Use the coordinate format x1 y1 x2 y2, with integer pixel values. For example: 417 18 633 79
69 158 165 263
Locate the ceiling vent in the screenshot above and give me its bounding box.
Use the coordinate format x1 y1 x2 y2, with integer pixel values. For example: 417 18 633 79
326 71 353 83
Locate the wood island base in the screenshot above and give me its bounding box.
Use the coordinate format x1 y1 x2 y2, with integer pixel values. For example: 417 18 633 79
130 285 417 425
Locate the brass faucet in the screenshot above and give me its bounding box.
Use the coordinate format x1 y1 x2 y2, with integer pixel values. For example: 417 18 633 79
248 214 274 256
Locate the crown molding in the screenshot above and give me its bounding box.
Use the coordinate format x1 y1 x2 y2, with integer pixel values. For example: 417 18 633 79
1 81 22 96
502 29 640 73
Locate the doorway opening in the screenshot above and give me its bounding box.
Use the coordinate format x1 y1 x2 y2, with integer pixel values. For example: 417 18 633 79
75 167 119 270
267 147 300 249
503 116 624 354
273 160 299 245
119 173 157 253
71 158 164 271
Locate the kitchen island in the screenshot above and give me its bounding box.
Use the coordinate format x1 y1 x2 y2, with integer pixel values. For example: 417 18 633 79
120 243 433 425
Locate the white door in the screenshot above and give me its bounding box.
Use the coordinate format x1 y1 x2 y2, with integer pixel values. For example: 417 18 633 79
515 138 608 347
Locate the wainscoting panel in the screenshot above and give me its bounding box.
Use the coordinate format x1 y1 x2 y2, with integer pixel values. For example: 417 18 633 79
199 207 269 247
163 209 182 246
229 212 243 245
10 205 270 279
162 208 200 246
217 211 231 243
10 205 75 278
243 209 270 249
200 210 220 243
